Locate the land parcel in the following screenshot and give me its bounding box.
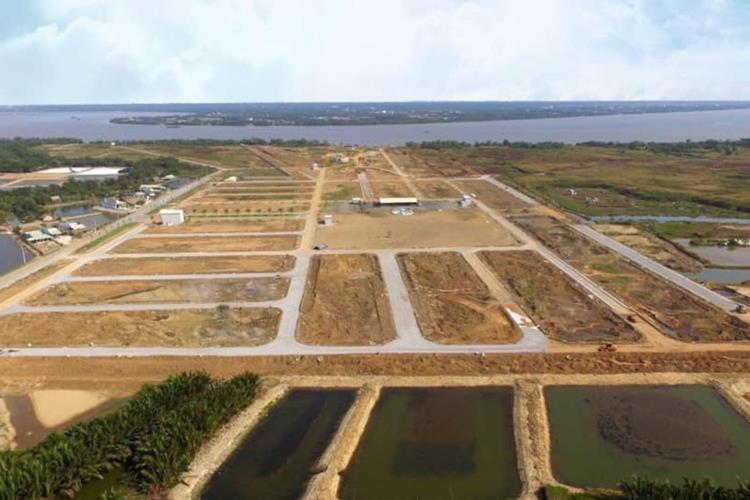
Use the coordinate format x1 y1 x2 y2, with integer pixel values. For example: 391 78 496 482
0 308 280 347
25 278 289 305
297 254 395 345
144 218 304 234
74 255 294 276
314 209 518 249
479 250 639 343
398 252 519 344
109 235 299 253
514 216 750 342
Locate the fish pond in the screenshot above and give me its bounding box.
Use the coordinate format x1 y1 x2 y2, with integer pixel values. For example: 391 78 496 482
545 385 750 489
201 389 355 500
340 387 520 499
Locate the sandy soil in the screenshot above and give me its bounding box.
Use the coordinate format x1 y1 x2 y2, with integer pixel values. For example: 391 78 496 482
144 218 304 234
414 180 461 199
0 308 280 347
0 399 13 451
29 389 110 427
322 182 363 201
454 180 531 212
74 255 295 276
370 181 415 198
25 277 289 305
398 252 520 344
0 260 71 305
298 254 396 345
595 224 702 273
314 209 518 249
480 250 640 343
110 235 299 253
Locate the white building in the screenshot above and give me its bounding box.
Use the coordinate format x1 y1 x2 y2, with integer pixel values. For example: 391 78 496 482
160 209 185 226
377 197 419 206
323 214 333 226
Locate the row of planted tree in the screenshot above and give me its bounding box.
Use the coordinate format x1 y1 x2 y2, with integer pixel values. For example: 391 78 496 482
0 371 260 499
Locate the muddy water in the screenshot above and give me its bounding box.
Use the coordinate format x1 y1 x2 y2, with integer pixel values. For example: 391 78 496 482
546 385 750 488
340 387 520 499
201 389 355 500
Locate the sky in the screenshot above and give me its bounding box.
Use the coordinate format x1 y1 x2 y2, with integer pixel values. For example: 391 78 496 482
0 0 749 104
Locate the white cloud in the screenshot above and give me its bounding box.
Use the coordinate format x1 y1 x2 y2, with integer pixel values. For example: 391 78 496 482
0 0 749 104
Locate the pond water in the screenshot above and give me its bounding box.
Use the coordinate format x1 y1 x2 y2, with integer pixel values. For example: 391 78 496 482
545 385 750 489
201 389 355 500
674 239 750 267
3 108 750 144
687 268 750 285
52 205 118 228
340 387 520 499
0 234 33 276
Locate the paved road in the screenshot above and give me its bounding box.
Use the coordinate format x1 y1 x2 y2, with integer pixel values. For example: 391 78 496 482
574 224 739 311
481 175 539 205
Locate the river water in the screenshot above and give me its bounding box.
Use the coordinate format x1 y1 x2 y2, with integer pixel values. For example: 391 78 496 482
2 108 750 144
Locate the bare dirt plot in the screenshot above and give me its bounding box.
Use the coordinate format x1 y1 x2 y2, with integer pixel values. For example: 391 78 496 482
0 308 280 347
480 250 640 343
454 180 531 212
323 182 362 201
198 192 313 202
74 255 294 276
594 224 702 273
181 202 310 215
25 277 289 305
297 254 396 346
207 185 314 194
414 180 461 199
514 216 750 342
397 252 520 344
110 235 299 254
314 209 519 249
144 218 304 234
370 182 415 199
383 149 438 177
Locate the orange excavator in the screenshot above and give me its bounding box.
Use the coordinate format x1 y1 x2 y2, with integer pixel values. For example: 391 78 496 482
597 343 617 353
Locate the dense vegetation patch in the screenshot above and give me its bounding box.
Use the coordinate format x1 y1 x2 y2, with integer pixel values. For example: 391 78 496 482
0 371 260 499
0 155 211 222
0 138 82 173
545 478 750 500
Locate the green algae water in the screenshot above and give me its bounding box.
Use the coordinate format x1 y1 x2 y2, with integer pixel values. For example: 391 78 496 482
546 385 750 489
340 387 520 499
201 389 355 500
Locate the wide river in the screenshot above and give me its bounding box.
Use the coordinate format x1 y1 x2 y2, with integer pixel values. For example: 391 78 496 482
2 108 750 144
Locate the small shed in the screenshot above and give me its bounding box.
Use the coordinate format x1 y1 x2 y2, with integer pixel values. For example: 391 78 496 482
160 209 185 226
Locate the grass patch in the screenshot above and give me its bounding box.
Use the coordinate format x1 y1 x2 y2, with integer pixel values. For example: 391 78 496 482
76 222 137 254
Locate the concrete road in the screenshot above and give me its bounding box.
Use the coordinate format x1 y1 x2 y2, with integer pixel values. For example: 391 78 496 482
574 224 738 311
134 231 303 238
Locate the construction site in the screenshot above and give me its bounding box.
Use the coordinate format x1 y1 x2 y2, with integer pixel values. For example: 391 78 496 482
2 143 750 498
